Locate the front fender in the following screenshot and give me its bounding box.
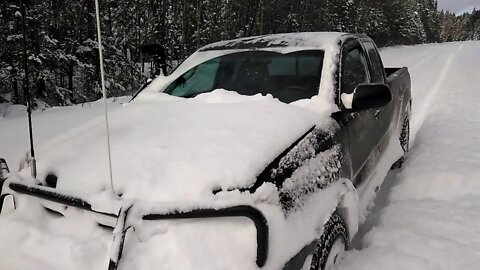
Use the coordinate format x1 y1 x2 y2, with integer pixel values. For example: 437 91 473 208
281 179 359 269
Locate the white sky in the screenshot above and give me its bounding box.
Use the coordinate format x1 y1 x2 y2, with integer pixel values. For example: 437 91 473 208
436 0 479 14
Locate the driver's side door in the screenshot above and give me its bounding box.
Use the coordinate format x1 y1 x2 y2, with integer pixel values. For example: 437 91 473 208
340 41 383 186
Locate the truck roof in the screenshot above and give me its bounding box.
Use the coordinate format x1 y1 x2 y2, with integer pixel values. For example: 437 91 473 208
199 32 353 51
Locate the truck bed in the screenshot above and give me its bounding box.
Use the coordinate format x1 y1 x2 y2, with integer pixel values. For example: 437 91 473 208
385 67 407 79
385 66 411 129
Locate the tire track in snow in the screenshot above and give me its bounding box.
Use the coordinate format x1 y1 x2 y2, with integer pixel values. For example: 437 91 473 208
409 45 461 143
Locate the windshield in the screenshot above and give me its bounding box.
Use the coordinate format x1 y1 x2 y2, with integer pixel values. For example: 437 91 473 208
164 50 325 103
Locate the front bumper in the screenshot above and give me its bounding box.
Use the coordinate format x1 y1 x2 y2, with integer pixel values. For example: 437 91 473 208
0 159 269 269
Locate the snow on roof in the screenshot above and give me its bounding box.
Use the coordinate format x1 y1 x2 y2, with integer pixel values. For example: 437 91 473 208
199 32 347 51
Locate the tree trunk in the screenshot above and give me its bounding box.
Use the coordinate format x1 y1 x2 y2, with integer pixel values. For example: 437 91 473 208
196 0 201 48
86 0 95 40
67 64 74 92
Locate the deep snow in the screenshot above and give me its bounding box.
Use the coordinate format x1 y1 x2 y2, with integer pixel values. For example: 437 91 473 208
1 41 480 269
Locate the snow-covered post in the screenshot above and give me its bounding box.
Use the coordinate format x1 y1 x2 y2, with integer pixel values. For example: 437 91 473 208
19 0 37 178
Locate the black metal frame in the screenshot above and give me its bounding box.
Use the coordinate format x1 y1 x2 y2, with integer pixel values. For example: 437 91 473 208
143 206 269 267
3 181 269 269
108 206 132 270
8 182 118 218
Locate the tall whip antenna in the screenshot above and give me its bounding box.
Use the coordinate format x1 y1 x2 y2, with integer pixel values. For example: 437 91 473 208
20 0 36 178
94 0 115 193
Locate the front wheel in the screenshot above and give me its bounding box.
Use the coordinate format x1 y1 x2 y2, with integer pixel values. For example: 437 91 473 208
310 213 348 270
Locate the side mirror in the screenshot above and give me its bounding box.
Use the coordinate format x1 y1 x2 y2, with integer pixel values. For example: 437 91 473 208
342 84 392 112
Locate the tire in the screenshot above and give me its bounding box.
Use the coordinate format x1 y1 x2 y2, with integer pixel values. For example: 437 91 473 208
310 213 348 270
391 107 411 169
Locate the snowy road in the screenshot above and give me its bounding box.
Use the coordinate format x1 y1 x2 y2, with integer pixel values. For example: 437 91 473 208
340 41 480 270
1 41 480 269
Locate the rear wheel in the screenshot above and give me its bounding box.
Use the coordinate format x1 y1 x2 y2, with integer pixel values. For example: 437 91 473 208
392 106 411 169
310 213 348 270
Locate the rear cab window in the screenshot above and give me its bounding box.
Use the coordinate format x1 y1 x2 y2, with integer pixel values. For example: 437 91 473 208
362 41 385 83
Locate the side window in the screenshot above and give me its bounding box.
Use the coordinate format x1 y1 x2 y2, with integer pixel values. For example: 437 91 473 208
341 47 370 94
363 41 384 83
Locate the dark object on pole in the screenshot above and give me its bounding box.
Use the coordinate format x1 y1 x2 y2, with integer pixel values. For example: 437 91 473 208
140 43 167 76
20 0 37 178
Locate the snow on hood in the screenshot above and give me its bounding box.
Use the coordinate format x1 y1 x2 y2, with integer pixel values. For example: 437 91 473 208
29 90 329 202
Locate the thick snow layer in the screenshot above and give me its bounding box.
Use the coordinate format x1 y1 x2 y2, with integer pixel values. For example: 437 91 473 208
199 32 345 51
0 195 112 270
339 41 480 270
26 90 327 202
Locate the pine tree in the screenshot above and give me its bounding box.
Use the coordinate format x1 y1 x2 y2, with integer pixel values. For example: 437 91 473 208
2 0 477 107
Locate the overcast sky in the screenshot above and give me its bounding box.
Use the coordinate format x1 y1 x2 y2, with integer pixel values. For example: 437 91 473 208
436 0 479 14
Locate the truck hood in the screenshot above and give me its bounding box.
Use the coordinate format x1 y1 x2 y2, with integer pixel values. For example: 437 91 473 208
29 90 328 202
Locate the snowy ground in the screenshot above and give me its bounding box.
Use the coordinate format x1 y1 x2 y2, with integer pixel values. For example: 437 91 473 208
1 41 480 269
340 41 480 270
0 97 130 170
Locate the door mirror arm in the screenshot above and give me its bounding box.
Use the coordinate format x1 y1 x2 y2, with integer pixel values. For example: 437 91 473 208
331 109 355 126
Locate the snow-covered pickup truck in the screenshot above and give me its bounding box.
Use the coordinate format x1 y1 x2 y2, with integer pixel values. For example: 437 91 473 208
0 32 411 270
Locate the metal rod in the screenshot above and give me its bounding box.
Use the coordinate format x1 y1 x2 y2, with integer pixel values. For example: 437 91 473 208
20 0 36 178
94 0 115 193
143 206 269 267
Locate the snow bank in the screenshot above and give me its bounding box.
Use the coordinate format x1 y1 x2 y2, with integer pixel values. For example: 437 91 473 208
0 196 112 270
0 97 128 170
